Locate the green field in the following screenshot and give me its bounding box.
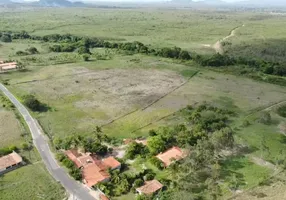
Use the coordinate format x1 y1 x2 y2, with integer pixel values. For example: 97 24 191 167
0 6 286 200
0 94 65 200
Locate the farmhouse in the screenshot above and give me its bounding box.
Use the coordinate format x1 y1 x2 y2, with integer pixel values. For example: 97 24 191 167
136 180 163 195
0 62 18 72
65 149 121 187
0 151 24 175
156 146 185 167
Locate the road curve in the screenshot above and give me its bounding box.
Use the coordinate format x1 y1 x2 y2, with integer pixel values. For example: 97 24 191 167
0 83 96 200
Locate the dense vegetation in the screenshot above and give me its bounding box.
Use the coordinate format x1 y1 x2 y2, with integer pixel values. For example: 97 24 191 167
2 30 285 86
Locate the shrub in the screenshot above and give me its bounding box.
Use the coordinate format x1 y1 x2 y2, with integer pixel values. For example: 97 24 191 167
22 95 46 112
144 173 155 181
1 34 12 42
277 105 286 118
259 112 272 125
26 47 38 54
82 53 90 61
149 157 164 170
21 142 30 150
133 179 144 187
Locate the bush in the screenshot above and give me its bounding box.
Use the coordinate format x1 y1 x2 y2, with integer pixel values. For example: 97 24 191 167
133 179 144 187
21 142 30 150
82 54 90 61
1 34 12 42
22 94 45 112
277 105 286 118
144 173 155 181
26 47 38 54
259 112 272 125
149 156 164 170
16 51 29 56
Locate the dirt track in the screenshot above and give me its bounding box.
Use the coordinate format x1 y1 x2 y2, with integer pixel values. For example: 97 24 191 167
213 24 245 54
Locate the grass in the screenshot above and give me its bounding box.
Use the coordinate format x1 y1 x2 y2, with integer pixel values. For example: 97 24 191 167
0 93 65 200
0 163 65 200
221 156 272 190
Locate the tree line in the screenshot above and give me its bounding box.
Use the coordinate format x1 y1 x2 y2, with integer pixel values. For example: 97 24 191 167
1 31 285 83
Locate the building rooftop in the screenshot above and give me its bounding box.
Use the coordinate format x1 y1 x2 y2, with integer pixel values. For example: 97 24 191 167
99 194 109 200
0 152 23 171
156 146 185 167
136 180 163 195
102 156 121 170
82 163 110 187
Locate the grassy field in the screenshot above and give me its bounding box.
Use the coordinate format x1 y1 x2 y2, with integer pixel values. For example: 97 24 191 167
0 6 286 200
0 8 248 53
0 94 65 200
0 93 24 147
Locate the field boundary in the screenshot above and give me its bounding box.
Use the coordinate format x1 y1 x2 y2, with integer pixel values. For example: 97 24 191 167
100 70 200 128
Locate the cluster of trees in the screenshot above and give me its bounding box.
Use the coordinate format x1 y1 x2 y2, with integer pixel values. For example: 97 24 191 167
0 32 12 42
98 168 157 197
277 105 286 118
0 145 17 156
3 30 285 86
16 47 39 56
56 153 82 180
53 132 110 156
22 94 47 112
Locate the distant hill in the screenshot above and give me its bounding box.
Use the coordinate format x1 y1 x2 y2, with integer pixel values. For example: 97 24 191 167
236 0 285 7
0 0 12 4
37 0 85 7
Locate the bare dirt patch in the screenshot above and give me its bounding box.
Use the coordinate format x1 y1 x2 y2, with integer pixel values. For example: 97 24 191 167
18 68 185 124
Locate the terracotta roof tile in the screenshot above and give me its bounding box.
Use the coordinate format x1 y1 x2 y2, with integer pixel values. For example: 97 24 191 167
136 180 163 195
82 164 110 187
102 157 121 170
0 152 22 170
156 146 185 167
99 194 109 200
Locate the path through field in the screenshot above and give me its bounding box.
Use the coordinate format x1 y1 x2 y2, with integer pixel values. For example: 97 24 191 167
213 24 245 54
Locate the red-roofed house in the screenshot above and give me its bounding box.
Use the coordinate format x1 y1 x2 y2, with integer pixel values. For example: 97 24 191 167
136 180 163 195
102 156 121 170
99 194 109 200
0 152 24 175
82 164 110 187
156 146 185 167
65 149 121 188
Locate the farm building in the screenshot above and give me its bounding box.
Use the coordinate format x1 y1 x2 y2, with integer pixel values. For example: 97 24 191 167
0 151 24 175
0 62 18 72
136 180 163 195
65 149 121 187
156 146 186 167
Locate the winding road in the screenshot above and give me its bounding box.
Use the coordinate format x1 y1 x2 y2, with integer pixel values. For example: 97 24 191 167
0 83 96 200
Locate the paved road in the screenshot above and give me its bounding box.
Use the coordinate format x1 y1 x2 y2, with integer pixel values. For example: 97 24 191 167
0 84 96 200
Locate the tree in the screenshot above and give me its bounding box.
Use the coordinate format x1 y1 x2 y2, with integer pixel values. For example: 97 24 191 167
211 127 234 150
22 95 42 111
26 47 38 54
77 46 91 55
133 179 144 187
1 34 12 42
179 50 191 60
125 142 148 159
82 54 90 61
147 136 166 155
